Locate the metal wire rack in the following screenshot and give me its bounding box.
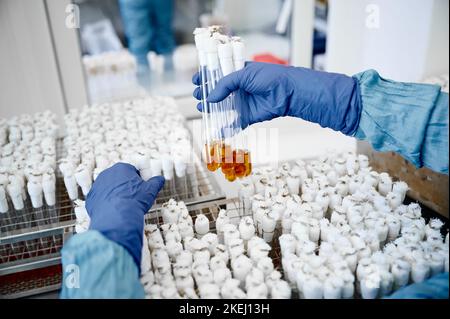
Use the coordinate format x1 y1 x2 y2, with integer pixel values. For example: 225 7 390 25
150 153 225 210
0 264 62 299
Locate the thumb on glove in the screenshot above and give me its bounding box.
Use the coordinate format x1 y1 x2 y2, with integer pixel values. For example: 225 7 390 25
140 176 165 211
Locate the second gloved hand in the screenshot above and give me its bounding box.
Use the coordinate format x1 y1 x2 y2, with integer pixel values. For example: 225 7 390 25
193 62 362 135
86 163 165 268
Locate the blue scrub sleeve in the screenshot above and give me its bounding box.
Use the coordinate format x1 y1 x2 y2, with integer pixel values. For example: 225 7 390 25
353 70 448 174
60 230 144 299
387 273 449 299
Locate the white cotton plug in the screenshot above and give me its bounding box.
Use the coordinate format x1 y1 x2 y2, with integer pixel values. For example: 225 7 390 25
0 185 8 213
392 181 408 202
63 171 78 200
271 198 286 221
215 209 230 243
213 267 232 286
333 158 347 176
377 173 392 196
238 216 255 242
251 194 266 214
150 152 163 177
364 171 379 188
228 238 245 260
178 207 193 225
248 242 271 264
175 275 195 295
245 268 265 291
147 284 163 299
279 234 297 255
358 154 369 169
201 232 219 255
425 218 444 239
346 154 359 176
286 194 302 211
192 264 213 287
166 240 183 262
323 276 344 299
198 283 221 299
213 244 229 264
386 215 401 241
231 36 245 71
302 276 324 299
231 254 253 288
254 203 270 235
264 180 278 199
42 170 56 206
428 253 445 276
386 192 402 210
265 270 283 291
173 151 188 178
220 278 241 299
223 224 240 247
262 211 278 242
209 256 226 272
217 39 234 77
141 271 154 288
360 271 381 299
281 209 294 234
7 180 24 210
74 164 92 196
286 171 301 195
27 180 43 208
374 219 389 244
141 235 152 274
161 286 181 299
335 178 349 197
315 190 330 212
238 179 255 211
161 153 174 180
411 259 430 283
193 247 211 265
309 219 321 243
270 280 292 299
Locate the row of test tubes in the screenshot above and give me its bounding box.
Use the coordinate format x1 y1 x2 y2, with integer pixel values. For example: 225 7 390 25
194 26 252 182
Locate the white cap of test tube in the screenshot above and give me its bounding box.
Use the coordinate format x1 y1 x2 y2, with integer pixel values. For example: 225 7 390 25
205 37 220 71
217 38 234 76
232 37 245 71
194 28 209 67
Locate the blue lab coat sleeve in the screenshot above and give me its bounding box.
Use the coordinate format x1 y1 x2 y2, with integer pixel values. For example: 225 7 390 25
387 273 449 299
60 230 144 299
353 70 449 174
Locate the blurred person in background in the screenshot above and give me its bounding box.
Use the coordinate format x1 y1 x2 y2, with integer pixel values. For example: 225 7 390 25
119 0 176 72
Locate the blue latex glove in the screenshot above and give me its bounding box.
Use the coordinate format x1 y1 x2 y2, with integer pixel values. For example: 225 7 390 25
193 62 362 135
86 163 165 268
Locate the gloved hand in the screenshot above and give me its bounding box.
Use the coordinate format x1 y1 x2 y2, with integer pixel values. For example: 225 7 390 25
193 62 362 135
86 163 165 268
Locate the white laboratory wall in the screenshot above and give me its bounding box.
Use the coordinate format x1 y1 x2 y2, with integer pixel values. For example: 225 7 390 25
0 0 88 125
46 0 88 111
326 0 449 81
0 0 66 120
